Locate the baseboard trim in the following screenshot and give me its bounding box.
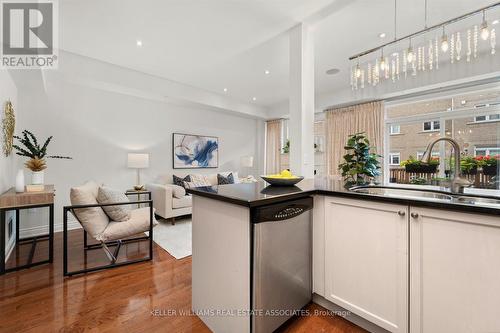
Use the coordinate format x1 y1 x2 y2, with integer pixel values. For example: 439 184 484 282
313 294 391 333
19 221 82 238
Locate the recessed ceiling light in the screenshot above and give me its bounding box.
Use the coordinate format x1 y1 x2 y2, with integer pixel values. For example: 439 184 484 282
264 70 270 75
252 97 257 101
136 40 142 47
325 68 340 75
378 32 386 38
461 100 467 105
223 88 228 92
493 19 499 25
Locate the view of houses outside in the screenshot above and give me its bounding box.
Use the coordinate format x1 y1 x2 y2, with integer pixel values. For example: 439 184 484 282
386 89 500 188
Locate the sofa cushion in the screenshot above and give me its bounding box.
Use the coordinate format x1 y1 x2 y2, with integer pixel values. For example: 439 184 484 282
97 207 158 242
172 195 192 209
173 175 191 189
169 184 186 198
217 173 234 185
70 181 109 238
97 187 131 222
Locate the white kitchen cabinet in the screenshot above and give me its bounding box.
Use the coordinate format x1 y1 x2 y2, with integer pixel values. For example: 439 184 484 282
409 207 500 333
323 197 409 333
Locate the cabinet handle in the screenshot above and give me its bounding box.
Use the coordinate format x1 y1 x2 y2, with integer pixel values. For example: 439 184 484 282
411 212 419 219
397 210 406 216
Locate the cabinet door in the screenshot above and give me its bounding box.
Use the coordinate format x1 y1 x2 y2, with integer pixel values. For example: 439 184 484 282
410 207 500 333
325 197 408 333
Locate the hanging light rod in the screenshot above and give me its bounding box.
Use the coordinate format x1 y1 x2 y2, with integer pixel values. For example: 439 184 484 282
349 1 500 60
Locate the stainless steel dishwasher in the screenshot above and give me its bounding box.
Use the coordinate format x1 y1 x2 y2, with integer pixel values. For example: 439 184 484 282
252 197 313 333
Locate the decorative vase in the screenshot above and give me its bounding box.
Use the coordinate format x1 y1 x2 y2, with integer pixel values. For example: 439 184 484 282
15 169 25 192
31 170 45 185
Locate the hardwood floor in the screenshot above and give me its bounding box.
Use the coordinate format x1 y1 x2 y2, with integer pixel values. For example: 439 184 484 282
0 229 366 333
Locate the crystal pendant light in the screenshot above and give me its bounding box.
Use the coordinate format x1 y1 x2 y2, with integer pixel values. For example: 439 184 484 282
481 10 489 40
440 26 449 52
407 39 415 63
379 49 386 71
456 32 462 61
355 58 362 79
491 28 497 54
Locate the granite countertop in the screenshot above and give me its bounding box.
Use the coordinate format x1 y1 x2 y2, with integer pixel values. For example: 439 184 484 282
186 179 500 215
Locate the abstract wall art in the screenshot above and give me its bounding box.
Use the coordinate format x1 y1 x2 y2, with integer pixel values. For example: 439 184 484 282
173 133 218 169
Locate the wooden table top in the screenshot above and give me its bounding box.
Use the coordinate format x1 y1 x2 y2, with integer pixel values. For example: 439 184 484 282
0 185 55 209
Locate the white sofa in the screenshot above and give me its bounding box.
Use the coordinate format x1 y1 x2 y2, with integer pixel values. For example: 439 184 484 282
147 171 239 223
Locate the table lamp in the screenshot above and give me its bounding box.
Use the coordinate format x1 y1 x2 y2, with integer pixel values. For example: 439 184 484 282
127 153 149 190
240 155 254 177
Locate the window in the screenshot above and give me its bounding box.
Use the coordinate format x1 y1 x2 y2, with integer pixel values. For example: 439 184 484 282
389 153 401 166
475 147 500 156
389 124 401 135
423 120 440 132
474 114 500 122
416 151 440 160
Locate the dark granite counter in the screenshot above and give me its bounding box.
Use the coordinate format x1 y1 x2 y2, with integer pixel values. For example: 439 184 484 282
186 179 500 215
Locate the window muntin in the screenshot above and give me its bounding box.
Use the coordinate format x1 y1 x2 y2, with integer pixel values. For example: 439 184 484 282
474 114 500 122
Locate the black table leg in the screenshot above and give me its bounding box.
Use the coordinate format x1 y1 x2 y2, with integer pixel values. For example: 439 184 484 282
0 209 5 275
49 204 54 263
15 209 19 245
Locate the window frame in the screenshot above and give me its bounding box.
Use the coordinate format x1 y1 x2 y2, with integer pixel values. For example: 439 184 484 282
422 120 440 132
474 147 500 156
474 114 500 123
388 152 401 166
389 124 401 135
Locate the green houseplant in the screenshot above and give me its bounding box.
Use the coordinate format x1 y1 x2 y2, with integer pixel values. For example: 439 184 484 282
338 132 381 187
460 156 479 175
13 130 72 184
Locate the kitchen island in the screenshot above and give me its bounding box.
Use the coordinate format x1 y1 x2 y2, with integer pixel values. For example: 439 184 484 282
188 179 500 333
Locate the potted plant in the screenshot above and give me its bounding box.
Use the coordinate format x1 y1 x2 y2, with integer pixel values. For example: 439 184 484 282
400 156 439 173
13 130 71 184
282 139 290 154
479 155 498 176
460 156 478 175
338 132 381 187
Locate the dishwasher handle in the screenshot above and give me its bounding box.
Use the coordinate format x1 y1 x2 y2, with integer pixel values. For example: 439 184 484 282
252 197 313 223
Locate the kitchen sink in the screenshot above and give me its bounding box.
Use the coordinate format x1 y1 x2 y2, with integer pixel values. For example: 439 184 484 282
350 186 454 201
350 186 500 208
453 196 500 207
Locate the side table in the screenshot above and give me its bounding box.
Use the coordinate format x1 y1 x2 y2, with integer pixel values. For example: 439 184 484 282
0 185 55 275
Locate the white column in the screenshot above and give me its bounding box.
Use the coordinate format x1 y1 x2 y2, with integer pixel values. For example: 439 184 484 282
289 23 315 178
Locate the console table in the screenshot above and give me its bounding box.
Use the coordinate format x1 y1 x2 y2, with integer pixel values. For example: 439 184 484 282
0 185 55 275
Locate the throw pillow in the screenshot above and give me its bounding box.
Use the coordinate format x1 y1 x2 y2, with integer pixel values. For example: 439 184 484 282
217 173 234 185
169 184 186 198
183 178 212 189
173 175 191 189
70 181 109 238
97 187 131 222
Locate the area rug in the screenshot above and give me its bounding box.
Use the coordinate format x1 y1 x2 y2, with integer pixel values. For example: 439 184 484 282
153 216 192 259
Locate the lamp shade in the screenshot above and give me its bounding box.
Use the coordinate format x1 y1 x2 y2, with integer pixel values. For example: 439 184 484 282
127 153 149 169
240 156 254 168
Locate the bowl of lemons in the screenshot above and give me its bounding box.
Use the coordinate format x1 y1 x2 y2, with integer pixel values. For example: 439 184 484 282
261 170 304 186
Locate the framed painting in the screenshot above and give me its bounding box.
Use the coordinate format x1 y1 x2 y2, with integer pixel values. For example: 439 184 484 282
172 133 219 169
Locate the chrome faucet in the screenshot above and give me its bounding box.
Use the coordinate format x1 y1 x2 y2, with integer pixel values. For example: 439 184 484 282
423 137 472 194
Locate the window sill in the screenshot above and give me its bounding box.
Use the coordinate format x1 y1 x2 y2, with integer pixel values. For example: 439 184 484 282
389 133 403 136
420 130 440 133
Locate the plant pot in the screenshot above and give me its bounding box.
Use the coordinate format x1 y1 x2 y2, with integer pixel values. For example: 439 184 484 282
31 170 45 185
405 164 438 174
462 166 478 175
483 165 498 176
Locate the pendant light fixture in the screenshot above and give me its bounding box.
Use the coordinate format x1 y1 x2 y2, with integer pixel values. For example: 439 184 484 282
480 10 490 40
348 2 499 91
441 26 449 52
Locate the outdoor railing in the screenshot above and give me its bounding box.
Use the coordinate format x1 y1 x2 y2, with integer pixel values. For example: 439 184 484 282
389 168 494 188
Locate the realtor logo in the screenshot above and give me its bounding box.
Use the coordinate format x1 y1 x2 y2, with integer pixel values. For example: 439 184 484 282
1 0 58 68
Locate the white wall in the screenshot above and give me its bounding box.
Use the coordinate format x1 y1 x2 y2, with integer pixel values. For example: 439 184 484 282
0 70 18 257
13 54 265 232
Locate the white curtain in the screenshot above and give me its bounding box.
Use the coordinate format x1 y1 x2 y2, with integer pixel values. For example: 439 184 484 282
325 101 384 178
265 119 282 174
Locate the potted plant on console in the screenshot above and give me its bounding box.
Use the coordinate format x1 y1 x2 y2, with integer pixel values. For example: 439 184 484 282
13 130 72 186
338 132 381 187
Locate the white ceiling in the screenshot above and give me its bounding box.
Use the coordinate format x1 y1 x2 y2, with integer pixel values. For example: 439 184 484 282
59 0 500 109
